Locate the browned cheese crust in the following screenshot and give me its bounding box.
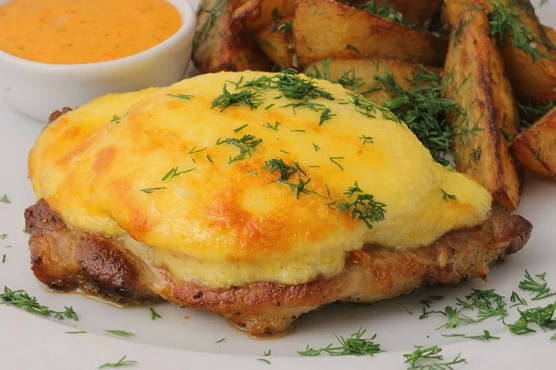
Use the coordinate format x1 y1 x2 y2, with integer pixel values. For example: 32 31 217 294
25 199 531 336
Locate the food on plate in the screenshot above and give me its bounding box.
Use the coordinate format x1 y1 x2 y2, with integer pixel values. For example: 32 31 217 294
304 58 440 105
293 0 446 67
544 25 556 45
26 71 531 335
0 0 181 64
512 106 556 180
483 0 556 104
255 17 297 69
193 0 272 72
443 5 521 211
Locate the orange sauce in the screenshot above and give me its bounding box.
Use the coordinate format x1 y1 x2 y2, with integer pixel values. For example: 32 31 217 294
0 0 182 64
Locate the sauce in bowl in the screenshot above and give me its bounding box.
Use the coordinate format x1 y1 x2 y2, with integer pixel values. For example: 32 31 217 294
0 0 182 64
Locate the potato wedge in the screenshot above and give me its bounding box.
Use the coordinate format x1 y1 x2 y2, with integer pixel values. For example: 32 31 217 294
304 58 438 105
443 7 520 210
256 18 297 68
491 0 556 104
513 107 556 180
193 0 271 72
482 0 556 104
232 0 297 32
293 0 446 67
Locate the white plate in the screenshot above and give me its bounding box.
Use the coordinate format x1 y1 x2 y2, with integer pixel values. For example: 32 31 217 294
1 1 556 369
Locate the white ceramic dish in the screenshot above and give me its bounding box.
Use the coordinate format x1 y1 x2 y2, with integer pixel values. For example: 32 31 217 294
1 1 555 369
0 0 195 122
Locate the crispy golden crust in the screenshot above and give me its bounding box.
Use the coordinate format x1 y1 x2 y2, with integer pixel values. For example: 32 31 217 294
25 200 531 336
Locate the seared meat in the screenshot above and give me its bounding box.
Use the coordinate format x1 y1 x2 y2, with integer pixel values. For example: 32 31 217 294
25 199 531 336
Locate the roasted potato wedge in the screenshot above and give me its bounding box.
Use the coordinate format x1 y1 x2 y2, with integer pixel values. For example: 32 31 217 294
304 58 438 105
474 0 556 104
193 0 271 72
490 0 556 104
256 18 297 68
513 107 556 180
293 0 446 67
443 7 520 210
232 0 297 32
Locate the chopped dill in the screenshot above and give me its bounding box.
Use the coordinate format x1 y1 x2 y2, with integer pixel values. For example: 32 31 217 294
216 134 263 163
98 355 138 369
167 93 193 100
150 307 162 320
328 181 386 229
442 330 500 341
360 135 374 144
518 270 556 301
297 328 382 356
234 124 249 132
319 108 336 125
441 189 457 201
0 286 78 321
329 156 345 171
403 345 466 369
211 85 262 111
375 70 458 165
161 167 195 181
263 121 281 131
488 2 547 60
140 187 167 194
105 329 135 338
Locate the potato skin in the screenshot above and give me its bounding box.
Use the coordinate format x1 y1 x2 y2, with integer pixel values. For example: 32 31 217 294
304 58 439 105
232 0 297 32
255 18 297 69
192 0 271 72
293 0 446 67
443 6 521 210
496 0 556 104
342 0 442 25
512 107 556 180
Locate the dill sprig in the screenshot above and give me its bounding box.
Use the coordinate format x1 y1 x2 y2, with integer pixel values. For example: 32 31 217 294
442 329 500 341
98 355 138 369
508 302 556 335
375 70 458 165
216 134 263 164
403 345 466 370
319 108 336 125
211 85 263 111
358 0 406 26
297 328 383 356
149 307 162 320
456 288 509 323
161 167 195 181
243 69 334 101
140 187 167 194
441 189 457 201
0 286 78 321
328 181 386 229
263 158 300 181
167 93 193 100
518 270 556 301
263 121 281 131
518 101 556 127
105 329 135 337
488 2 547 60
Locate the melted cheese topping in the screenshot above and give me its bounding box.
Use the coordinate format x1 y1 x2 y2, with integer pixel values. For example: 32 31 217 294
29 71 492 288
